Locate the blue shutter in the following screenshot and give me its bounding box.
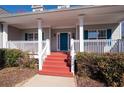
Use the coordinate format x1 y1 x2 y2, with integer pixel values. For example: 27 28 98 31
84 30 88 40
42 32 44 40
107 29 112 39
25 33 28 40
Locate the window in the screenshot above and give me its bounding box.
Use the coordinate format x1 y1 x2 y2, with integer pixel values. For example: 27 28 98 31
27 33 33 41
86 29 108 40
88 30 98 39
98 29 107 39
25 32 44 41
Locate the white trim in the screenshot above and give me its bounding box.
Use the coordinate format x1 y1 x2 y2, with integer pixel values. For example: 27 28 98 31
56 32 71 51
49 27 51 52
56 33 60 51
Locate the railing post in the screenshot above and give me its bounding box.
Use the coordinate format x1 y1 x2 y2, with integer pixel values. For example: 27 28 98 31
71 39 75 74
46 39 50 55
118 39 121 53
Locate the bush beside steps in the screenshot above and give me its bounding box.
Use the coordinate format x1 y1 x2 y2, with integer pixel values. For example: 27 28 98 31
75 52 124 87
0 49 37 69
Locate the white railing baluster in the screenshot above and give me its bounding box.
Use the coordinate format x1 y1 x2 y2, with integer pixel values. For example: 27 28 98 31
72 39 124 54
6 41 38 54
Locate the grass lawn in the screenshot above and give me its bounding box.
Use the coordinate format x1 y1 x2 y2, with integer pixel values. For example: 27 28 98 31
0 67 37 87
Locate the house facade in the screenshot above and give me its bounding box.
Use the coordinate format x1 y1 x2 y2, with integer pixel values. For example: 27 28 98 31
0 5 124 73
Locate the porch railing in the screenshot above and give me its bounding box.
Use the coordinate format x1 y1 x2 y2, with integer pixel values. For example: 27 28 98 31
7 40 50 70
72 39 124 53
70 39 124 73
7 41 46 54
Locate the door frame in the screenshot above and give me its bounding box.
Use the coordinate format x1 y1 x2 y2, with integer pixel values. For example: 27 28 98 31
56 32 71 51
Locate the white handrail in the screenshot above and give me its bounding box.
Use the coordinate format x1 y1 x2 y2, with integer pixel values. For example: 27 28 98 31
39 39 50 70
70 39 75 74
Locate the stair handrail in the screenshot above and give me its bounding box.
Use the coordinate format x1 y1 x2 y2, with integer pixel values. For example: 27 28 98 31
70 39 75 74
39 39 50 70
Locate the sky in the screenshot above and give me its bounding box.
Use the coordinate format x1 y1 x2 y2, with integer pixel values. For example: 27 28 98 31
0 5 58 13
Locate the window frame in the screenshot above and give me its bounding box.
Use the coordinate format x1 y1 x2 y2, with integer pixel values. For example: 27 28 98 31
86 29 108 40
25 32 44 41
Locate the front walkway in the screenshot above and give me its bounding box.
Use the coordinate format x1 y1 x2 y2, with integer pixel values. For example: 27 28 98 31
15 75 76 87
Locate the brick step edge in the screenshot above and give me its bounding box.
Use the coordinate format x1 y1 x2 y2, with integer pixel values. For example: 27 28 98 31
38 71 73 77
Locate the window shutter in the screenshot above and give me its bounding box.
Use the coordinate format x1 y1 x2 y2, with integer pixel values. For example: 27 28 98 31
107 29 112 39
84 30 88 40
25 33 28 40
42 32 44 40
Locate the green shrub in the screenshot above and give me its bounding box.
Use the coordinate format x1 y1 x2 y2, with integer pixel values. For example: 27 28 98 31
4 49 23 67
0 49 37 69
76 52 124 87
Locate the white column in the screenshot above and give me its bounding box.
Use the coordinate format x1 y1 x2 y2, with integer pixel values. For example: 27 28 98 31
76 24 78 40
3 23 8 48
79 16 84 52
38 19 43 70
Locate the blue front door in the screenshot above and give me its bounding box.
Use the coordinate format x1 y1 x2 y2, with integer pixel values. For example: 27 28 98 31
60 33 68 51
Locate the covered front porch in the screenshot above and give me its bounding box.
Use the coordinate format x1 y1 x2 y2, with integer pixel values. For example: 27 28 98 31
1 6 124 73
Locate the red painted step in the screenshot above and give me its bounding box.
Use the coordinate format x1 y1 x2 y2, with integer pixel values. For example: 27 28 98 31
43 63 67 66
42 66 70 71
39 52 73 77
47 55 67 57
45 58 65 61
45 60 66 63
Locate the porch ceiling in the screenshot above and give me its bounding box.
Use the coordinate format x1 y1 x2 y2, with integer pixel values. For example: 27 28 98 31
0 5 124 29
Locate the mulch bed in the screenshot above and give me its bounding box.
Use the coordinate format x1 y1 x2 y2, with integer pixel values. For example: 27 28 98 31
76 76 105 87
0 67 37 87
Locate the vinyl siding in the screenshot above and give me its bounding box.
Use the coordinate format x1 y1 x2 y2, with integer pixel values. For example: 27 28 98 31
8 26 23 40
